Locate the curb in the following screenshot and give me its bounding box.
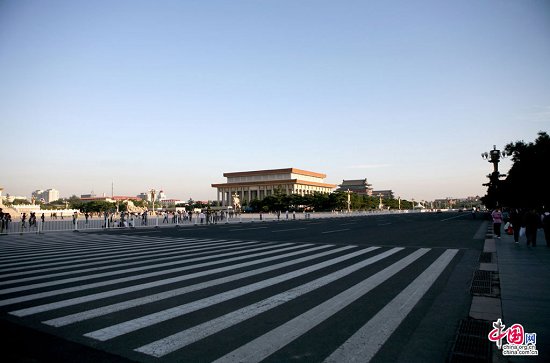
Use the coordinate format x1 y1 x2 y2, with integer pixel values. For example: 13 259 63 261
449 223 506 363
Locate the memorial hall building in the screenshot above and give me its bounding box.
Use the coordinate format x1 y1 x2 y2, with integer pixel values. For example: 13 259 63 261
211 168 337 206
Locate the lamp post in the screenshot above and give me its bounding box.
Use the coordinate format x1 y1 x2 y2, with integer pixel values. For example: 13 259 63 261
481 145 507 207
150 189 156 214
378 193 383 210
398 196 401 210
412 198 415 211
346 189 352 213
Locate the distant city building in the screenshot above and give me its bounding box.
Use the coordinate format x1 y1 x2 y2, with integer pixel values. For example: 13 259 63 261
158 199 186 207
80 192 97 198
157 190 167 201
336 179 373 196
11 195 29 202
138 191 168 202
80 196 141 202
212 168 337 206
137 192 148 200
2 194 29 203
372 190 394 199
433 196 481 209
32 188 60 203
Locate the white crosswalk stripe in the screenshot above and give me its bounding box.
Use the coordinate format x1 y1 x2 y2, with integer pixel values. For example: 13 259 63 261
323 249 458 363
0 233 459 362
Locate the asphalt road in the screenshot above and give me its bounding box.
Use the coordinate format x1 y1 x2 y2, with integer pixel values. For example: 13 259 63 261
0 211 486 362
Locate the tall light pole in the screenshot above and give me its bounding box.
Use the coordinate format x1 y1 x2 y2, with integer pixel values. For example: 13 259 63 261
481 145 507 207
398 196 401 210
346 189 352 213
150 189 156 214
378 193 383 210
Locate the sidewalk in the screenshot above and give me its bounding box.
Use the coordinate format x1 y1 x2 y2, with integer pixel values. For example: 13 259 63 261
496 229 550 362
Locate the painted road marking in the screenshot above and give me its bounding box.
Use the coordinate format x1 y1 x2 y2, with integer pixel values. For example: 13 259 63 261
40 245 349 325
0 242 292 295
1 232 461 363
84 247 381 341
135 247 403 357
229 227 268 231
324 249 458 362
271 228 307 233
15 245 329 318
0 243 300 307
211 248 430 363
1 240 260 283
322 229 350 234
0 237 222 275
440 214 467 222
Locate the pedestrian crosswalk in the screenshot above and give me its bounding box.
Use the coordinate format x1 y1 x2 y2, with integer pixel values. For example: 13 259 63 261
0 233 459 362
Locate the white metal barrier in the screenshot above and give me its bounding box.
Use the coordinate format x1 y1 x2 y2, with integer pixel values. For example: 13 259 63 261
0 209 415 236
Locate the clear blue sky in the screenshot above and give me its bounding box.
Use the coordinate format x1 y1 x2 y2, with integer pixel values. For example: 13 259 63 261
1 0 549 202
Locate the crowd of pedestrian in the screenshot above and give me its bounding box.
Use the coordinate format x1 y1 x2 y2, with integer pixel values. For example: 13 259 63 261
491 207 550 247
0 208 13 234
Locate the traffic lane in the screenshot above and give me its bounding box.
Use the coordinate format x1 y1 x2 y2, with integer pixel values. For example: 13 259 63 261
48 248 461 362
2 226 476 362
138 213 485 250
371 248 479 363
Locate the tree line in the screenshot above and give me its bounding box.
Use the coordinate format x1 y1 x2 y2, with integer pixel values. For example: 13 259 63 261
244 189 414 212
482 131 549 209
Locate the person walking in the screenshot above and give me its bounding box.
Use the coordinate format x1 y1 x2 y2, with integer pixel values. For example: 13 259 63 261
524 209 540 247
542 210 550 247
0 208 4 234
509 208 523 245
29 212 36 228
21 213 27 230
199 212 205 224
3 213 10 233
491 208 503 239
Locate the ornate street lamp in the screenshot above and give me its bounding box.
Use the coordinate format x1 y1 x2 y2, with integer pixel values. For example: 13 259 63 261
481 145 507 207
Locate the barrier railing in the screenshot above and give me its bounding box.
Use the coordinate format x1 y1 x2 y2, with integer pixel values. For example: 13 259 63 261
0 209 414 236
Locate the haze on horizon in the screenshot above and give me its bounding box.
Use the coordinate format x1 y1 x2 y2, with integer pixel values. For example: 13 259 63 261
1 0 549 202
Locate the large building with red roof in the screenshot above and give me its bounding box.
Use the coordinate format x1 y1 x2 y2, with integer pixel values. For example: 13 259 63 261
212 168 336 206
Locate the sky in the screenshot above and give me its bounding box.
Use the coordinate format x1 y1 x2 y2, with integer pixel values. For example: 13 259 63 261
1 0 549 202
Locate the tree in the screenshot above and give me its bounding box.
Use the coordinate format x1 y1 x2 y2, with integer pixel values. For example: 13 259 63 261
483 131 549 209
133 199 147 208
11 198 30 205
